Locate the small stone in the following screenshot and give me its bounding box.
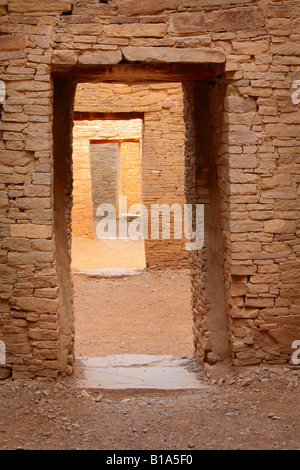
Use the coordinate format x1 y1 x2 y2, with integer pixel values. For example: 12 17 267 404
52 50 78 66
78 50 122 65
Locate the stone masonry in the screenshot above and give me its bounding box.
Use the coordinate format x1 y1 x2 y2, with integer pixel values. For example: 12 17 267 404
0 0 299 380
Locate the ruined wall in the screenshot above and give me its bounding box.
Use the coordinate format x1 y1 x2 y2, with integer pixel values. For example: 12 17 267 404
0 0 299 380
71 118 142 237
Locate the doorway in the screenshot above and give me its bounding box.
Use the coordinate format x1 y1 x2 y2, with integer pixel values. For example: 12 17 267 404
52 63 231 378
70 80 193 360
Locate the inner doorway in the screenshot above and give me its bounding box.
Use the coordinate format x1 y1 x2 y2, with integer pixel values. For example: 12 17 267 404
70 80 194 360
71 114 146 272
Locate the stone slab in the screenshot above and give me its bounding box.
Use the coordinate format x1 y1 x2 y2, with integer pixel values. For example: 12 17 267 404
75 355 206 390
72 268 145 278
122 46 226 64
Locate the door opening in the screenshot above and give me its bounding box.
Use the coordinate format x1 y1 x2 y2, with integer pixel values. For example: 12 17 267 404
71 81 194 362
52 62 231 379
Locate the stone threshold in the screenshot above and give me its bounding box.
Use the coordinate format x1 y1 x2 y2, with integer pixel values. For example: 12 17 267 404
74 355 207 390
72 268 145 278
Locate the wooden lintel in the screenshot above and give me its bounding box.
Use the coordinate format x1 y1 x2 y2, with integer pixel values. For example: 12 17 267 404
52 63 225 83
90 139 140 144
74 112 144 121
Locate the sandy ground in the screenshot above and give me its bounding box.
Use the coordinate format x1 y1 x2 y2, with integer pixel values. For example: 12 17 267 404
72 237 146 270
73 269 194 358
0 366 299 450
0 244 299 450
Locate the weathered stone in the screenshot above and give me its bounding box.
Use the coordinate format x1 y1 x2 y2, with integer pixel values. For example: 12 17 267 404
10 224 52 239
183 0 254 5
66 24 103 36
8 251 54 266
15 297 58 314
73 3 117 16
262 175 291 189
122 46 225 63
228 130 259 145
232 40 269 55
8 0 72 13
0 151 31 167
168 12 206 34
52 50 78 66
264 220 296 234
0 36 26 51
231 307 259 319
206 7 265 32
28 329 58 341
103 24 167 38
225 96 256 113
229 155 257 169
78 50 122 66
2 238 31 252
0 366 12 380
0 266 17 282
118 0 179 16
267 2 300 19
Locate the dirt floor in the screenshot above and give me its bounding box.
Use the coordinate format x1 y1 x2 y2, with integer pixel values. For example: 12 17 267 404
0 365 299 450
0 268 299 450
73 269 194 358
72 237 146 271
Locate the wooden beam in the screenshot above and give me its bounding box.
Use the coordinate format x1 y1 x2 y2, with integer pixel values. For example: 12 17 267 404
52 63 225 83
74 112 144 121
90 139 140 144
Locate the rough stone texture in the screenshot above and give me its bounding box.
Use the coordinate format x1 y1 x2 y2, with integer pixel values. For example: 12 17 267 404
0 0 299 380
0 36 26 51
52 50 78 66
122 46 225 64
7 0 72 13
78 50 122 66
118 0 180 17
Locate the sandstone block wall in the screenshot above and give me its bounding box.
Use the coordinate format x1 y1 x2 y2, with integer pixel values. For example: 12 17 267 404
0 0 299 380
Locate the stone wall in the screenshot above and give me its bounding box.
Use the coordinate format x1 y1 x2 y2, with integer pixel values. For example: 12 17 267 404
0 0 299 380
